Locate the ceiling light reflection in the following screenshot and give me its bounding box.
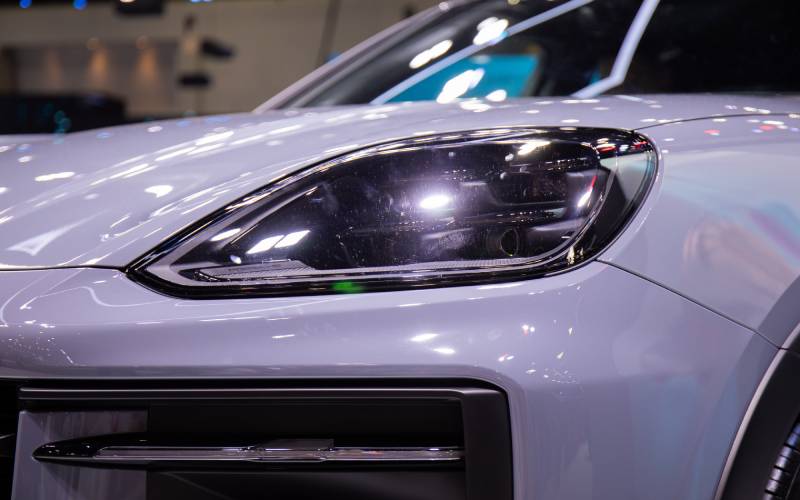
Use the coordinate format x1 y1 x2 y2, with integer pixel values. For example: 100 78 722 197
411 333 438 343
274 229 310 248
246 230 310 254
195 130 233 146
34 171 75 182
419 194 451 210
576 176 597 209
210 228 242 242
436 68 484 104
246 235 283 255
110 163 150 179
145 185 173 198
268 124 302 136
486 89 507 102
517 140 550 155
473 17 509 45
156 147 195 162
459 100 491 112
409 39 453 69
188 143 225 156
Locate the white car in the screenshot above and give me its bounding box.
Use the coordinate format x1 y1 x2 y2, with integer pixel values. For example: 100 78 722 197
1 1 799 499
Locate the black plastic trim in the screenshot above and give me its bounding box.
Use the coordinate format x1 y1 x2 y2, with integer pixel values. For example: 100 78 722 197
0 384 16 500
718 350 800 500
16 380 512 500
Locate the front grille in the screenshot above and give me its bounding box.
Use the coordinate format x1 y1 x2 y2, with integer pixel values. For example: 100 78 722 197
0 385 17 500
14 380 512 500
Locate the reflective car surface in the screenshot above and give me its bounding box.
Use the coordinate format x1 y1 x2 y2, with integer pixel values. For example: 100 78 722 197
1 2 800 500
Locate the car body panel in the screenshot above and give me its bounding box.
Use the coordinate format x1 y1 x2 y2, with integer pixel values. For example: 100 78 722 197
603 114 800 340
1 0 798 497
0 135 49 147
0 94 796 273
0 262 776 500
1 95 799 499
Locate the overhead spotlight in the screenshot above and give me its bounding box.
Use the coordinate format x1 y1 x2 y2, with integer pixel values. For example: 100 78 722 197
116 0 163 15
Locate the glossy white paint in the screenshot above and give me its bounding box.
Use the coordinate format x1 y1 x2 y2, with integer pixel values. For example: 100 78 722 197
0 135 48 147
2 94 800 499
0 95 797 273
0 263 776 500
602 113 800 341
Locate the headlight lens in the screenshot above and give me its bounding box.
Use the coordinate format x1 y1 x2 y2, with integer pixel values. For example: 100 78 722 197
132 128 656 297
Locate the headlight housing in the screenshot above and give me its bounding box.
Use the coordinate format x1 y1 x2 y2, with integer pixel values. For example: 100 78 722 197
131 128 656 298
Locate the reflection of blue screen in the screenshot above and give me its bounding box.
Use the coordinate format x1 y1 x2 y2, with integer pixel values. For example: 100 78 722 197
389 54 539 103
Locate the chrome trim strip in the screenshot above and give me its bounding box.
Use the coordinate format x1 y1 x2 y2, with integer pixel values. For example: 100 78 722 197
18 386 498 406
35 437 463 467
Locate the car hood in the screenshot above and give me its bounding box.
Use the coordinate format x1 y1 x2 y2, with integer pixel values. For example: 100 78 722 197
0 94 797 270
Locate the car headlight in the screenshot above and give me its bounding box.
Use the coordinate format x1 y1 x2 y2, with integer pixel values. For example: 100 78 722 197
130 128 656 298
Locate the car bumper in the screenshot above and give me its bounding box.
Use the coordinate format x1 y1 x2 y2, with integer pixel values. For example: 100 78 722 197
0 262 775 499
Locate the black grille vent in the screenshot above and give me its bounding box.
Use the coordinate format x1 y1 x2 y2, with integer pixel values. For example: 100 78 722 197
18 382 511 500
0 385 17 500
765 420 800 499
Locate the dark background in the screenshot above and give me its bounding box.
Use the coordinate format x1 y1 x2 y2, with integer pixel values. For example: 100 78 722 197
0 0 436 133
